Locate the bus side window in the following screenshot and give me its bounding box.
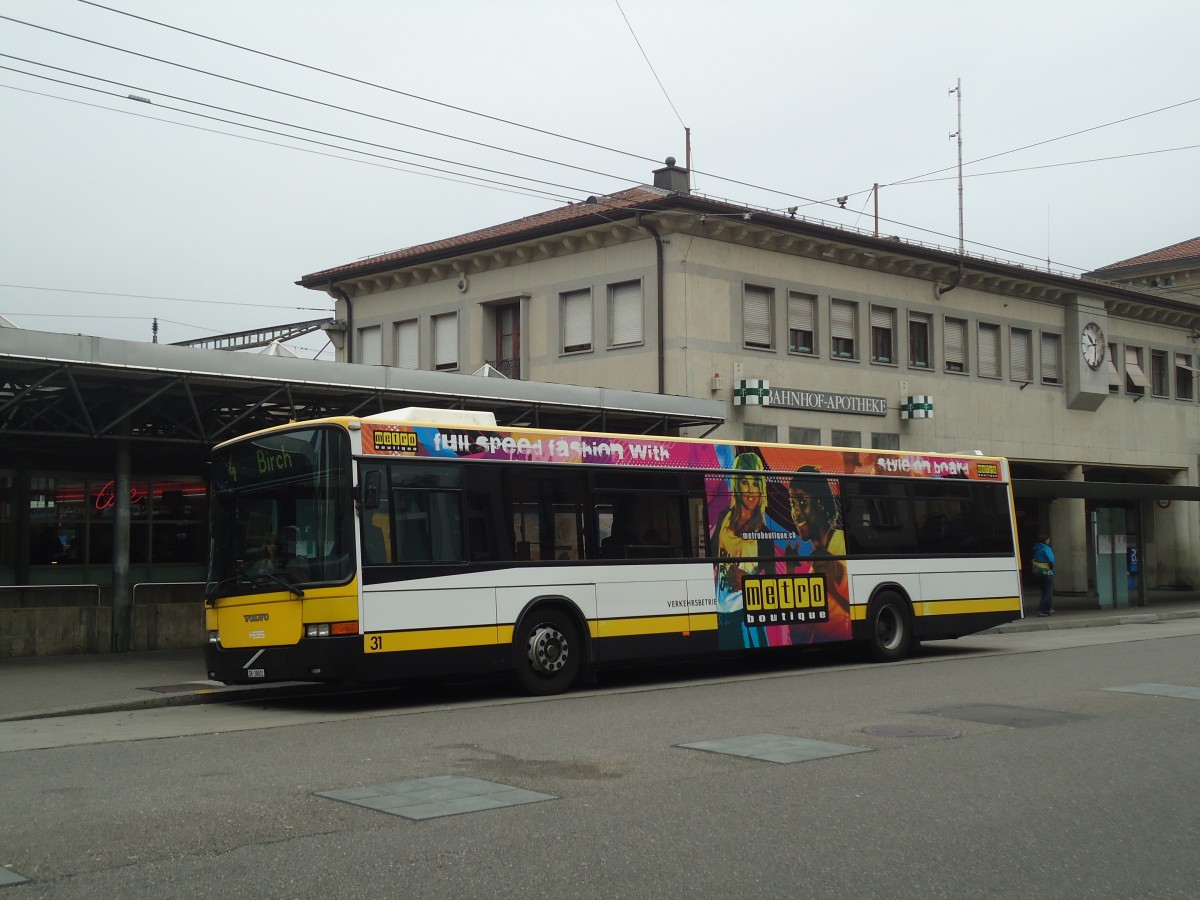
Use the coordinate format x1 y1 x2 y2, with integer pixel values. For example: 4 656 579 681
360 464 392 566
363 511 392 565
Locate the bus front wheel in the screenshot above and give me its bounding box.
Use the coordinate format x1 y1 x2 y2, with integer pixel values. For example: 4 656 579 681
866 592 912 663
514 608 582 695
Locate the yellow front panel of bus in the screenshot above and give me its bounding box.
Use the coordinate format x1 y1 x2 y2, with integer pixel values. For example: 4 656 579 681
215 600 304 648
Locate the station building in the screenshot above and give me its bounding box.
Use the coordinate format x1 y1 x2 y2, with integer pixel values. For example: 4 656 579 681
299 161 1200 604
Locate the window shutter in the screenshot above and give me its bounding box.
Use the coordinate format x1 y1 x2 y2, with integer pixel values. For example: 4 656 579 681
1040 333 1061 382
743 285 772 347
562 290 591 351
433 313 458 369
609 281 642 346
359 325 382 366
1011 329 1031 381
789 293 815 333
870 306 892 331
831 300 855 340
394 320 418 369
978 324 1000 377
1124 346 1150 388
945 318 965 369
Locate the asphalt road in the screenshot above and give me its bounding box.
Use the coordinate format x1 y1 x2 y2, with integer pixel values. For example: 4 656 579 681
3 622 1199 899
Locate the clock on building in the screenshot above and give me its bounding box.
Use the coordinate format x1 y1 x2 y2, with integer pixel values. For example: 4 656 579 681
1080 321 1106 369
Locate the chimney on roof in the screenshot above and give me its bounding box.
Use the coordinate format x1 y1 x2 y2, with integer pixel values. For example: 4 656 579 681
653 157 690 195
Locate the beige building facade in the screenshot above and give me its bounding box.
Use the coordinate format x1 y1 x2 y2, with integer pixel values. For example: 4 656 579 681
301 163 1200 601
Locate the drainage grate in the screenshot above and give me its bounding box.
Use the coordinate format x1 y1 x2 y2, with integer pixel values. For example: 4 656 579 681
315 776 555 820
679 733 872 764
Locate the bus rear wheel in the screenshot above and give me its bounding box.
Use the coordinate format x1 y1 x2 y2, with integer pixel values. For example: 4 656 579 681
514 608 582 695
866 592 912 663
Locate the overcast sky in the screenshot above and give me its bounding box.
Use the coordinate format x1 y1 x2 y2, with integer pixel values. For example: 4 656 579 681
2 0 1198 359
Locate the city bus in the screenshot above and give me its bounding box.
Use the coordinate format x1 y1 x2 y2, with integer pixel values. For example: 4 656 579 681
204 408 1022 694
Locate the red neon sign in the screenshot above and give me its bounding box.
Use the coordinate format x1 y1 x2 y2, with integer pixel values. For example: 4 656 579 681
93 480 148 512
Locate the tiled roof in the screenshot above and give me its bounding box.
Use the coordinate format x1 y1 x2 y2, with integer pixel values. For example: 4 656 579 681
1092 236 1200 273
302 186 668 283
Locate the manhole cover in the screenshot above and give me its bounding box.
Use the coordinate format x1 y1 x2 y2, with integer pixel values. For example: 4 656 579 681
863 724 960 739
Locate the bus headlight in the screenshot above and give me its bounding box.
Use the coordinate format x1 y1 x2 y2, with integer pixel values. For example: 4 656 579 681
207 630 220 644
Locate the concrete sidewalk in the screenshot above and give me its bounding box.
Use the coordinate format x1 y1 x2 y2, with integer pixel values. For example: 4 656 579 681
3 589 1199 723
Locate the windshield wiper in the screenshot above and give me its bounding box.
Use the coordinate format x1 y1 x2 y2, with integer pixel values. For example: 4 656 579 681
205 571 305 602
205 575 254 604
253 570 305 598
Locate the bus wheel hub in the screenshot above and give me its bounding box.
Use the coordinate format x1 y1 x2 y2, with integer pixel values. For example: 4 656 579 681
527 625 567 674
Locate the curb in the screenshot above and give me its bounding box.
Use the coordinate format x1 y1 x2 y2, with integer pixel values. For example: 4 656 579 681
988 608 1200 635
0 681 332 724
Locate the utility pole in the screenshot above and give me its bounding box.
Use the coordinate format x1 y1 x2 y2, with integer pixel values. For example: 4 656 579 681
949 78 963 255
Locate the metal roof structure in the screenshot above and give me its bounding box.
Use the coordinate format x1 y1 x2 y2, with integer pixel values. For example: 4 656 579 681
0 328 725 453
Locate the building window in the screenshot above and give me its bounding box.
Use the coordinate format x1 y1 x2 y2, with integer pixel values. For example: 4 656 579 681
870 306 896 364
908 312 931 369
358 325 382 366
978 323 1001 378
491 303 521 378
743 284 774 350
871 432 900 451
830 299 857 359
1040 332 1062 385
1107 342 1121 393
831 429 861 448
1124 345 1149 395
1010 327 1032 383
944 317 967 373
1176 352 1195 401
743 423 777 443
789 426 820 445
394 320 418 369
788 291 816 355
1150 350 1169 397
561 289 592 354
608 281 643 347
432 312 459 370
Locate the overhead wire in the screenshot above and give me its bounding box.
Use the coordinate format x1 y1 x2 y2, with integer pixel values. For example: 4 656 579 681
0 62 593 201
0 82 577 204
4 7 1195 286
72 0 665 168
0 14 649 188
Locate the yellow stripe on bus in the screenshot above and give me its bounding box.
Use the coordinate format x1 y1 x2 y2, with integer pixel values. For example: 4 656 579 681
365 626 499 653
365 613 720 653
597 614 692 638
913 597 1022 617
850 596 1021 621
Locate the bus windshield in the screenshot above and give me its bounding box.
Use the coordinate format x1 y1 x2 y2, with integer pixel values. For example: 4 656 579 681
206 426 354 600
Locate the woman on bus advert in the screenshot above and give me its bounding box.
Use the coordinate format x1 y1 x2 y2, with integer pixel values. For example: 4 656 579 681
785 467 852 644
711 450 784 650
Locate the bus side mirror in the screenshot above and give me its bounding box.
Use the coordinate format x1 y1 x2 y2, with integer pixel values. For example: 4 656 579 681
362 470 381 510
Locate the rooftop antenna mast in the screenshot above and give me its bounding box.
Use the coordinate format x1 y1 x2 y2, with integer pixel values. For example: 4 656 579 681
949 78 964 255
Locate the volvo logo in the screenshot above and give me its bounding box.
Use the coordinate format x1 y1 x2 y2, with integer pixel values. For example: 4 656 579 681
243 613 269 622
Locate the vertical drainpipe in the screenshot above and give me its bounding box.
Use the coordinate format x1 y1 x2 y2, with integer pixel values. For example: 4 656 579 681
330 282 353 362
636 214 666 395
